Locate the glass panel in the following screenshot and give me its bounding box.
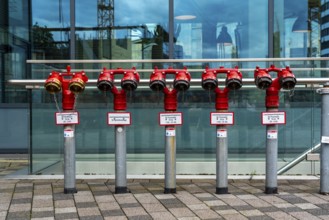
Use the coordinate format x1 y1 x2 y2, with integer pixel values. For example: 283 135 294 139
29 59 323 175
32 0 70 60
174 0 268 68
274 0 321 58
27 0 324 175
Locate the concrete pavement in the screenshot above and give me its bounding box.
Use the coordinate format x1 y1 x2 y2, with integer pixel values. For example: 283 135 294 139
1 155 329 220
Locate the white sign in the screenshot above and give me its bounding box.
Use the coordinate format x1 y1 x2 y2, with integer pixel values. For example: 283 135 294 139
108 112 131 125
211 112 234 125
166 128 176 136
322 136 329 144
159 112 183 126
217 129 227 138
262 112 286 125
64 129 74 138
267 130 278 139
55 112 79 125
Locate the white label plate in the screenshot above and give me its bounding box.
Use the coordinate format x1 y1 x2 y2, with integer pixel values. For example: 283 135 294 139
108 112 131 125
166 128 176 136
217 129 227 138
55 112 79 125
64 129 74 138
159 112 183 126
322 136 329 144
211 112 234 125
267 130 278 139
262 112 286 125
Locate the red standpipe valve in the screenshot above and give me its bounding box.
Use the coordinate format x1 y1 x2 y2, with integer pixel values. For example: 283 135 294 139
97 67 140 111
44 66 88 110
254 65 296 109
149 67 191 111
201 66 243 110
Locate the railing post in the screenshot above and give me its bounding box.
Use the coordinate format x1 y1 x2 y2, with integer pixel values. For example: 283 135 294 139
317 83 329 194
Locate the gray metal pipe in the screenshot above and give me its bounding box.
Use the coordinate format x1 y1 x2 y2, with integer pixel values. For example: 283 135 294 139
7 78 329 88
318 84 329 194
277 143 321 175
216 125 228 194
63 123 77 194
164 125 176 193
115 125 128 194
265 120 278 194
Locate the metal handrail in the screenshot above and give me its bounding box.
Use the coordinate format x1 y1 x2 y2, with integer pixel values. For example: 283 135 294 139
7 78 329 88
26 57 329 63
277 143 321 175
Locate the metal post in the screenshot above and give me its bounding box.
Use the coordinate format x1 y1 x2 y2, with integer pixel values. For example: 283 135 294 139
115 125 128 194
63 123 77 194
265 109 278 194
216 124 228 194
164 125 176 193
318 84 329 194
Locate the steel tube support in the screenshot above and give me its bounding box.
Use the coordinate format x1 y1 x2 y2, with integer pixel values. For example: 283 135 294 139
265 109 278 194
115 125 128 194
318 85 329 194
216 124 228 194
63 123 77 194
164 125 176 193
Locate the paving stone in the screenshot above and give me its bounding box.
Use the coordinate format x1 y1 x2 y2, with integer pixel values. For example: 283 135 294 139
54 199 75 208
11 198 32 204
308 208 329 216
54 212 79 220
298 195 328 204
76 202 98 208
120 203 142 208
115 194 138 204
294 203 320 210
239 209 264 217
54 207 77 214
122 207 148 217
169 207 196 218
134 193 159 204
265 211 297 220
8 203 31 212
141 203 167 213
220 198 249 206
149 211 176 220
101 209 125 216
204 199 226 207
98 202 121 211
187 203 209 210
11 192 31 199
104 216 127 220
31 210 55 218
80 216 104 220
77 207 101 216
175 191 203 205
220 213 248 220
244 198 272 208
159 198 185 208
216 209 239 215
193 208 220 219
289 211 321 220
94 195 116 203
6 211 31 219
32 207 54 212
154 194 176 200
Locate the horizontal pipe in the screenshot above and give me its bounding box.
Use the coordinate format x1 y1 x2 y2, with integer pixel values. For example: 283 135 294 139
277 143 321 175
26 57 329 64
7 78 329 88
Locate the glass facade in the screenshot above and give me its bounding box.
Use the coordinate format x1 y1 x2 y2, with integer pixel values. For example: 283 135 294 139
1 0 328 175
